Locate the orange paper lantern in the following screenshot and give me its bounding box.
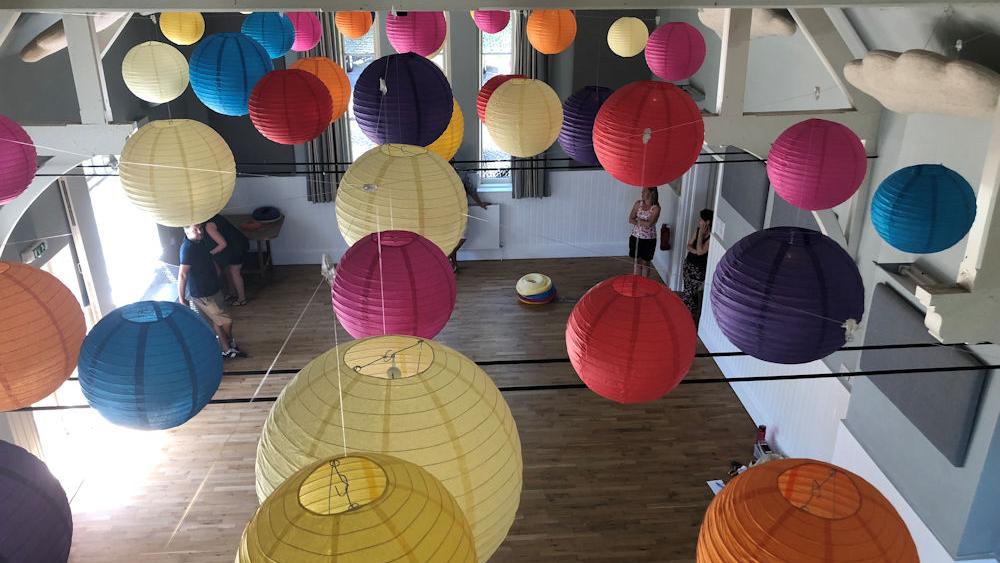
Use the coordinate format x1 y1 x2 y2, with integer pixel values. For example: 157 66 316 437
526 10 576 55
697 458 919 563
335 11 373 39
0 262 86 411
291 56 351 122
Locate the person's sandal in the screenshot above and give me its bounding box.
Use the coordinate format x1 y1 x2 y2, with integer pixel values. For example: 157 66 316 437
232 298 248 306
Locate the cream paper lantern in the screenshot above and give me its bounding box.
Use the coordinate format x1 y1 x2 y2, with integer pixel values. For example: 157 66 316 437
256 336 523 562
121 41 189 103
119 120 235 227
607 17 649 58
485 78 563 157
335 144 467 254
426 99 464 161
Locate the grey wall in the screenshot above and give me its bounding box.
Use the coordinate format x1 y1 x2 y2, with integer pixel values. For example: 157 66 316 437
0 182 71 268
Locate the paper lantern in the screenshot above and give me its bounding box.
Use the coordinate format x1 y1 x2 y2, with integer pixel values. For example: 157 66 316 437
0 262 85 411
476 74 524 123
240 453 476 563
249 70 332 145
77 301 223 430
119 119 235 227
385 11 447 57
288 12 322 52
698 458 918 563
335 11 374 39
121 41 189 104
353 53 453 146
0 114 37 205
336 144 467 254
290 57 351 122
558 86 613 165
159 12 204 45
645 22 707 81
593 80 704 186
256 335 522 562
710 227 865 364
607 17 649 58
426 99 464 161
189 33 273 116
473 10 510 34
0 441 72 562
768 118 868 210
240 12 295 59
485 78 563 158
567 275 695 403
526 10 576 55
871 164 977 253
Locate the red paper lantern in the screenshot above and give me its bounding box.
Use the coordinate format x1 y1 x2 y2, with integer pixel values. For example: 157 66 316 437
249 70 332 145
332 230 456 339
566 275 696 403
477 74 524 123
645 22 707 81
593 80 704 187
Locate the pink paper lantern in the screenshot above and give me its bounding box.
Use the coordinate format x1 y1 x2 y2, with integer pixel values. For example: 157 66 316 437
332 230 456 339
287 12 322 52
473 10 510 34
385 12 447 57
767 119 868 210
0 115 36 205
645 22 706 81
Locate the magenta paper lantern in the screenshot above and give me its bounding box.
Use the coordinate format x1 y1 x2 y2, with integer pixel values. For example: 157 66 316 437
332 230 456 339
473 11 510 34
0 115 37 205
767 118 868 210
645 22 706 81
385 12 447 57
287 12 322 52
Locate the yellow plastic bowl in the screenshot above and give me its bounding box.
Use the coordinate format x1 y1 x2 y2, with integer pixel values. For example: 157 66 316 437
516 273 552 297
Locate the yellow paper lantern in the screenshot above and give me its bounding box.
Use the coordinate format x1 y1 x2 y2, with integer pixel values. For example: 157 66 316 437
239 453 477 563
607 17 649 57
426 99 464 161
119 119 235 227
158 12 205 46
256 336 523 562
121 41 189 103
485 78 563 157
335 144 467 254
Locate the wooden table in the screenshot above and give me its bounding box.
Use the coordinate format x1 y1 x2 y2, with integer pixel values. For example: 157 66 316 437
224 214 284 281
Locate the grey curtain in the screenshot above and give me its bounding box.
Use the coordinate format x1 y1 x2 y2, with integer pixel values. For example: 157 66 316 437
511 10 550 199
303 12 352 203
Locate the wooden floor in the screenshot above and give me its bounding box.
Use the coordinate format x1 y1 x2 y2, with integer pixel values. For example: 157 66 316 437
55 258 754 563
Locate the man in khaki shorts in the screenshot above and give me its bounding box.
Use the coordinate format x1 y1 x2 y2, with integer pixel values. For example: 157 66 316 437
178 223 246 359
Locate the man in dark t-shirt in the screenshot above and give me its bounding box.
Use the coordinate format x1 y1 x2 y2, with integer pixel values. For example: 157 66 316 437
179 223 245 359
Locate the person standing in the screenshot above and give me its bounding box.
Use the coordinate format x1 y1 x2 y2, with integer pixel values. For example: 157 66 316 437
204 214 249 306
179 223 245 359
628 187 660 278
681 209 714 322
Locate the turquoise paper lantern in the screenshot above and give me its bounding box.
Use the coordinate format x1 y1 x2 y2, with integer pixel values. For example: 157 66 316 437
241 13 295 59
78 301 223 430
189 33 273 116
871 164 977 253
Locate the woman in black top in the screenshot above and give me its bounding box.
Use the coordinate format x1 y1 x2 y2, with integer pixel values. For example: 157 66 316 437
681 209 713 322
204 214 250 305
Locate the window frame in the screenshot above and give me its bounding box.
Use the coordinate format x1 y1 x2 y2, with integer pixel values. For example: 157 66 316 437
477 20 514 188
340 20 381 162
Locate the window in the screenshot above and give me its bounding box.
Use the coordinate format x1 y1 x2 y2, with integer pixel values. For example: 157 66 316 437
428 13 449 79
478 21 514 183
342 24 379 160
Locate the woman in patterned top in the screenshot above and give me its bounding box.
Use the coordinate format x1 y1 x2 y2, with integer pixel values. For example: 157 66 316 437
628 187 660 278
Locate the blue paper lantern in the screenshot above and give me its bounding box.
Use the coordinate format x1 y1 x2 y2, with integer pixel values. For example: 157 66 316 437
871 164 977 254
189 33 273 116
353 53 453 146
558 85 613 165
0 440 72 563
241 13 295 59
78 301 223 430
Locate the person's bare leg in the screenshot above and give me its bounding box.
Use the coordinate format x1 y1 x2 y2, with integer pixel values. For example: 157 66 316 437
633 260 641 276
211 323 228 352
228 264 247 302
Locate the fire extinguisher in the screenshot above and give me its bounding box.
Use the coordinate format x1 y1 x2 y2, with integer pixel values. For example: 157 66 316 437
660 224 672 251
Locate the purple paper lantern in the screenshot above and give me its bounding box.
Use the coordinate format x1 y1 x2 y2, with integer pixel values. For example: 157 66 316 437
0 115 37 205
558 86 613 165
385 11 447 56
710 227 865 364
353 53 453 146
0 441 72 562
473 10 511 34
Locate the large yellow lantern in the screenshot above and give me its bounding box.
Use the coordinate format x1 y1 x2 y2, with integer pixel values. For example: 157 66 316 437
485 78 563 157
255 336 523 562
607 17 649 57
121 41 189 103
426 99 464 161
335 144 467 254
239 453 477 562
119 120 235 227
158 12 205 46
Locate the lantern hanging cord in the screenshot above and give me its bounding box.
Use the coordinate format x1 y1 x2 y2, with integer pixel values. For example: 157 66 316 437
350 340 426 372
329 279 350 458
